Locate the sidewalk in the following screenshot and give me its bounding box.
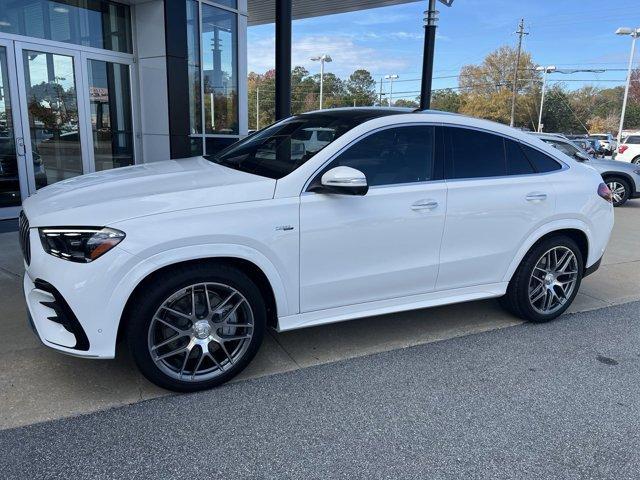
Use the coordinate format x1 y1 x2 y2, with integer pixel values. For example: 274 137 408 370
1 203 638 430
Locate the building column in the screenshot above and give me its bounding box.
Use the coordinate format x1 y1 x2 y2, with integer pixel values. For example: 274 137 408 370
164 0 192 159
275 0 292 120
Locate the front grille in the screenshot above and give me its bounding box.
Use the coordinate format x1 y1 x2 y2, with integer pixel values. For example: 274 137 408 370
18 211 31 266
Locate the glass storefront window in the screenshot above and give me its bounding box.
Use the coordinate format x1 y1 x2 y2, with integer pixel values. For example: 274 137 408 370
0 47 21 208
201 3 238 135
0 0 132 54
186 0 201 134
87 59 134 171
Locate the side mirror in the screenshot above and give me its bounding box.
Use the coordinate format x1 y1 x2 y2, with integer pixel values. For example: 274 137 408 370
574 151 590 162
309 166 368 196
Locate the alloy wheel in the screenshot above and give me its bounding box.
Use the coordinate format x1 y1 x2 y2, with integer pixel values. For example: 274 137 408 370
607 181 626 205
528 246 579 315
147 283 254 382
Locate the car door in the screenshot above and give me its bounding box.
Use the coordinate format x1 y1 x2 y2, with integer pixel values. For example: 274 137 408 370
436 126 558 291
299 124 447 313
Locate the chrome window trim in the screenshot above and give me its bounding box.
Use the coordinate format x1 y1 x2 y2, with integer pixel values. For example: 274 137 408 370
438 122 569 182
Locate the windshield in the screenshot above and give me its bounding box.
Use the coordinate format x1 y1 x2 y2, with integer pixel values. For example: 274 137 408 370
543 139 582 157
205 109 404 179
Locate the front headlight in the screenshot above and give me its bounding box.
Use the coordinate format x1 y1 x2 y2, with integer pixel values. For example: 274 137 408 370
39 227 125 263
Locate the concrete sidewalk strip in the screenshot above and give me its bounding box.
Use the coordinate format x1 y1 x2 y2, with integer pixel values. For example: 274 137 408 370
0 204 638 430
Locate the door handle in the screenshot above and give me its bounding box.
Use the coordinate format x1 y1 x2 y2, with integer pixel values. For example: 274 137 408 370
411 200 439 211
525 192 547 202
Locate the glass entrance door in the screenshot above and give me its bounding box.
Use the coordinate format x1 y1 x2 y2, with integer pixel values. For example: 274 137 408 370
0 38 138 219
15 42 90 190
0 41 27 220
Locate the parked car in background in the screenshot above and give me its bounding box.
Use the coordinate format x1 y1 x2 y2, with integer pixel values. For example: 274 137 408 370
534 132 640 206
616 134 640 164
589 133 617 155
21 108 614 392
571 138 597 156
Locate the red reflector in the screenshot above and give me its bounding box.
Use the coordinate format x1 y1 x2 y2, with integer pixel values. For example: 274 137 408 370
619 145 628 154
598 183 613 203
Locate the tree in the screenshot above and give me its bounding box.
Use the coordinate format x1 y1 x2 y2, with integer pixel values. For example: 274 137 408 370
629 68 640 104
346 69 377 107
458 45 540 128
393 98 419 108
430 89 461 113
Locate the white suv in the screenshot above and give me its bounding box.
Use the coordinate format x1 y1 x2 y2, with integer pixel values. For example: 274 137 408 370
616 134 640 164
20 109 614 391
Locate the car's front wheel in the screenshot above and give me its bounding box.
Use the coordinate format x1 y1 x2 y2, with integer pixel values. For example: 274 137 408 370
500 235 583 323
127 264 266 392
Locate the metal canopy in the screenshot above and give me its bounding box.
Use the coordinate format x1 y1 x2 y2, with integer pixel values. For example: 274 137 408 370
247 0 421 26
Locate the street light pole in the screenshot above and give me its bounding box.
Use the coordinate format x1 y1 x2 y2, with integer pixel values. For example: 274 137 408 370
536 65 556 132
311 54 332 110
615 27 640 144
385 74 398 106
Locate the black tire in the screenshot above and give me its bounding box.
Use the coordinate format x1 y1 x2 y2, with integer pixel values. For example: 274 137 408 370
500 235 584 323
632 156 640 165
605 176 630 207
126 263 266 392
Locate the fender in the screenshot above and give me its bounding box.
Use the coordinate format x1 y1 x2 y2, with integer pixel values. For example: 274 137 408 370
502 218 592 283
106 243 292 341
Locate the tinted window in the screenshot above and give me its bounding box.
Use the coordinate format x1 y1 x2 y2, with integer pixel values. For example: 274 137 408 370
503 139 535 175
520 144 563 172
207 110 403 179
626 136 640 145
447 127 506 179
323 126 433 187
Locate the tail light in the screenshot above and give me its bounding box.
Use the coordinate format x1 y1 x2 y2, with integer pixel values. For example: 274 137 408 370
598 183 613 203
618 145 628 154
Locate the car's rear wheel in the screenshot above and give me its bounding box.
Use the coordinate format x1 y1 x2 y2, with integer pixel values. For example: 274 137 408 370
632 156 640 165
500 235 583 323
605 177 630 207
127 264 266 392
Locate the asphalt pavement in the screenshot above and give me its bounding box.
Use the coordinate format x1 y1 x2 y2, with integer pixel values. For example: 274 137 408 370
2 301 640 480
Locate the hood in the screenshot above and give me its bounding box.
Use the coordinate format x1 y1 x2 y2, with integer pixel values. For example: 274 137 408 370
22 157 276 227
589 157 640 174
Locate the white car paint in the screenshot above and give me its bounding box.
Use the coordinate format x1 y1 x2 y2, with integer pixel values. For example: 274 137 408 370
616 134 640 163
21 110 614 360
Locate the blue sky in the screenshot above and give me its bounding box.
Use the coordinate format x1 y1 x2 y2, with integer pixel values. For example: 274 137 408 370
248 0 640 100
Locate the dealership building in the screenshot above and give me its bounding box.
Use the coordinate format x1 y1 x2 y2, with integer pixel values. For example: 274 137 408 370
0 0 419 220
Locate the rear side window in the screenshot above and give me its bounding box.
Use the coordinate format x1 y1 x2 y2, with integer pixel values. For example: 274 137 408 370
320 126 434 187
446 127 506 179
626 136 640 145
504 139 535 175
520 144 563 172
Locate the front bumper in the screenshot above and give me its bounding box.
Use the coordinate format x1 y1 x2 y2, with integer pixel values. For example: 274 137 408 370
22 228 137 359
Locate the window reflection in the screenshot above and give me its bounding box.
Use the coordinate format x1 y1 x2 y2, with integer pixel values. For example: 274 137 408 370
0 0 132 53
202 4 238 135
0 47 21 208
87 59 134 171
23 50 82 188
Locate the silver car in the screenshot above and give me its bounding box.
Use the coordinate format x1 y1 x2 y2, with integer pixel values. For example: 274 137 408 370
533 133 640 207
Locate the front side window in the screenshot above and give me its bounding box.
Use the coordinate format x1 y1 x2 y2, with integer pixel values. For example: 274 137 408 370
445 127 506 179
207 110 404 179
322 126 434 187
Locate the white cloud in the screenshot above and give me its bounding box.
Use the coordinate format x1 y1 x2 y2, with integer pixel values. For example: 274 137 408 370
248 34 413 76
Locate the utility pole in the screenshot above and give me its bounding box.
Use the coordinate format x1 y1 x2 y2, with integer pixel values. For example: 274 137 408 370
509 18 528 127
615 27 639 144
379 77 384 105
